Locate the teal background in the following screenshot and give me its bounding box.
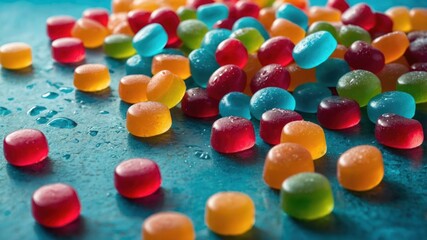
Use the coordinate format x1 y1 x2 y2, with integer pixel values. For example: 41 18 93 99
0 0 426 239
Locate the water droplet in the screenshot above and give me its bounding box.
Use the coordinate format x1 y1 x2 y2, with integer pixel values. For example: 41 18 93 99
99 110 109 114
59 87 74 93
64 98 73 103
42 92 59 99
27 106 47 116
109 69 115 74
46 80 63 89
47 117 77 129
89 130 98 136
16 108 22 111
63 154 71 160
73 138 79 143
26 83 36 89
0 107 12 116
7 97 14 101
36 117 49 124
45 110 58 118
194 150 211 160
96 143 101 147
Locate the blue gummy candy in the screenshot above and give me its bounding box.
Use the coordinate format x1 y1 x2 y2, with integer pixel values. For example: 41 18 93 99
293 31 337 69
132 23 168 57
250 87 296 120
219 92 251 119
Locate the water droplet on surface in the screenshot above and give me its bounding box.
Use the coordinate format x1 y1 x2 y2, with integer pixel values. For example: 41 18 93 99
99 110 109 114
89 130 98 136
59 87 74 93
45 110 58 118
63 154 71 160
26 83 36 89
36 117 49 124
27 106 47 116
7 97 14 101
194 150 211 160
0 107 12 116
41 92 59 99
47 117 77 129
96 143 101 147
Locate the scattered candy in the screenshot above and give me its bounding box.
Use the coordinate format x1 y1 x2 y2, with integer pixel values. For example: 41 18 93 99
386 7 411 32
189 48 220 87
372 31 410 64
133 23 168 57
232 17 270 41
270 18 305 45
367 91 416 123
210 116 255 153
251 64 290 93
32 183 81 227
344 40 385 74
317 96 361 130
337 145 384 191
263 143 314 189
396 71 427 103
375 114 424 149
338 24 371 47
205 192 255 235
142 212 195 240
197 3 229 29
52 37 85 64
293 83 332 113
201 29 231 53
149 8 180 46
118 74 150 104
280 172 334 220
230 27 265 53
276 3 309 30
3 129 48 166
316 58 350 87
104 34 136 59
126 101 172 137
46 16 76 41
219 92 251 119
114 158 161 198
337 70 382 107
250 87 296 120
293 31 337 69
260 109 303 145
73 64 111 92
83 8 109 27
181 87 219 118
376 63 409 92
71 18 108 48
147 70 186 108
0 42 32 70
257 37 294 67
341 3 375 30
215 39 248 68
152 54 191 79
178 19 209 49
126 54 153 76
207 64 247 100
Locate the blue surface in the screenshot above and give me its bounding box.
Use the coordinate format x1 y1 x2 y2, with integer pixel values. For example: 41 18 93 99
0 0 427 240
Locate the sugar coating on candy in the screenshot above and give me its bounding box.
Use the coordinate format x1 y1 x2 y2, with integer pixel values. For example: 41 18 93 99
317 96 361 130
118 75 150 104
126 101 172 137
181 87 219 118
3 129 49 167
147 70 186 109
230 27 265 53
372 31 409 64
293 31 337 69
114 158 161 198
270 19 305 45
337 70 382 107
367 91 416 123
32 183 81 227
307 21 339 40
344 41 385 74
405 38 427 65
276 3 309 29
178 19 209 49
152 54 191 79
386 7 411 32
126 54 153 76
201 29 231 53
251 64 290 93
219 92 251 119
341 3 375 30
197 3 229 29
149 8 180 46
337 145 384 191
103 34 136 59
250 87 296 120
293 83 332 113
376 63 409 92
280 172 334 220
46 16 76 41
83 8 109 27
281 120 327 160
52 37 85 64
257 37 294 67
73 64 110 92
0 42 32 70
189 48 220 87
260 109 303 145
205 192 255 236
127 10 150 33
316 58 351 87
397 71 427 103
375 114 424 149
143 212 195 240
263 143 314 189
210 116 255 153
207 65 247 100
71 18 108 48
215 39 248 68
133 23 168 57
232 17 270 41
338 25 371 47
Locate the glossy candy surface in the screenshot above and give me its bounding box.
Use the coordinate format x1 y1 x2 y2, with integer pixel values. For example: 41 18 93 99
219 92 251 119
276 3 309 29
197 3 228 29
127 10 150 33
396 71 427 103
280 173 334 220
71 18 108 48
337 145 384 191
250 87 296 120
210 117 255 153
178 19 209 49
215 39 248 68
316 58 350 87
189 48 220 87
133 23 168 57
0 42 32 70
232 17 270 41
126 101 171 137
181 88 219 118
369 13 393 38
205 192 255 235
344 41 385 74
281 121 327 160
270 19 305 45
367 91 416 123
207 65 247 100
251 64 290 93
142 212 195 240
338 25 371 47
293 83 332 113
52 37 85 63
375 114 424 149
83 8 109 27
147 70 186 108
230 27 265 53
104 34 136 59
263 143 314 189
46 16 76 41
405 38 427 64
386 7 411 32
114 158 161 198
3 129 49 167
201 29 232 53
372 31 409 64
149 8 180 46
257 37 294 67
337 70 382 107
152 54 190 79
307 21 338 39
341 3 375 30
317 96 361 130
73 64 110 92
293 31 337 69
260 109 303 145
32 183 81 227
118 75 150 104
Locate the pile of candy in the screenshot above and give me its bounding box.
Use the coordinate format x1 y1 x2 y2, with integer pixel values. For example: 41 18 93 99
1 0 427 238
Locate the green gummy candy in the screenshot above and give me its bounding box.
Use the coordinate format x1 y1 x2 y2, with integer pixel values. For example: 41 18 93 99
104 34 136 59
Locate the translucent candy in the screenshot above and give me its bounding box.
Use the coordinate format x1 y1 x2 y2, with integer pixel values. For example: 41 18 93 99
327 0 349 13
215 39 248 68
250 87 296 120
338 25 371 47
127 10 150 33
257 37 294 67
405 38 427 64
372 31 409 64
71 18 108 48
337 70 382 107
118 75 150 104
143 212 195 240
386 7 412 32
147 70 186 108
259 7 276 30
235 1 260 19
341 3 375 30
307 21 339 40
197 3 228 29
263 143 314 189
149 8 180 46
376 63 409 92
270 19 305 45
74 64 110 92
230 27 265 53
46 16 76 41
207 65 247 100
308 7 341 24
104 34 136 59
369 13 393 38
232 17 270 41
189 48 220 87
205 192 255 235
293 31 337 69
126 101 172 137
219 92 251 119
210 116 255 153
286 63 316 91
133 23 168 57
375 114 424 149
260 109 303 145
126 54 153 76
337 145 384 191
316 58 350 87
201 29 232 53
396 71 427 103
152 54 191 79
0 42 32 70
344 40 385 74
181 87 219 118
178 19 209 49
293 83 332 113
410 8 427 31
367 91 416 123
177 7 197 21
317 96 361 130
52 38 85 64
280 173 334 220
276 3 309 30
251 64 290 93
83 8 109 27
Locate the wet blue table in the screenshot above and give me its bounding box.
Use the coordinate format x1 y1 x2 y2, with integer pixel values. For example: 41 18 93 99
0 0 426 239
